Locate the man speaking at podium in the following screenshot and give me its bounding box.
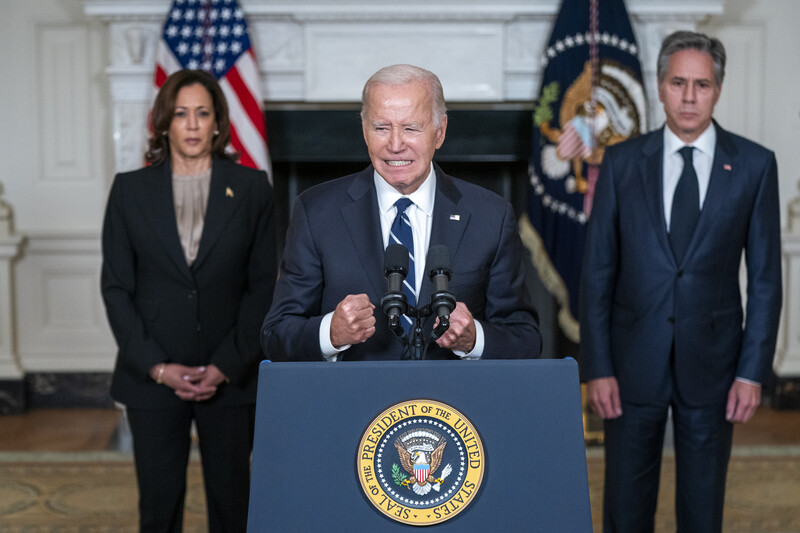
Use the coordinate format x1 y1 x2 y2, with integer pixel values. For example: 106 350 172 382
262 64 541 362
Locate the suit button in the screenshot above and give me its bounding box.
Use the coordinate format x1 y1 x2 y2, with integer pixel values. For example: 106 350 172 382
668 317 675 324
188 291 196 300
196 324 202 332
677 270 684 277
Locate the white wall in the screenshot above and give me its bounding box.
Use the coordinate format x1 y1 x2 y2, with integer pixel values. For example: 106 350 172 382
0 0 115 372
699 0 800 226
0 0 797 373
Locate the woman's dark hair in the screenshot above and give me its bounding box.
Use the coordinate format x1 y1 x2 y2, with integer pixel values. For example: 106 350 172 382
145 69 236 165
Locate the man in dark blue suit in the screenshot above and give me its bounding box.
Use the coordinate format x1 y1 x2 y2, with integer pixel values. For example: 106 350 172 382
580 32 782 532
262 64 541 362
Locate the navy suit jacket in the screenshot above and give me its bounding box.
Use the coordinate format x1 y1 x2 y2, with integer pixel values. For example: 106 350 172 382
580 123 782 406
262 164 541 361
102 158 278 408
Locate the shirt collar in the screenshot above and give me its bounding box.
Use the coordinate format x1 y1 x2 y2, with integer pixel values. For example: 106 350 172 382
374 163 436 217
663 122 717 158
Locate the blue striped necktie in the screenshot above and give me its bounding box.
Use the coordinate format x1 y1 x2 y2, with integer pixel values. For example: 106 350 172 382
390 198 416 335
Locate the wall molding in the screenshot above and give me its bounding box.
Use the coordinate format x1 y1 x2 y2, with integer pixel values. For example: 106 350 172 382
16 232 115 374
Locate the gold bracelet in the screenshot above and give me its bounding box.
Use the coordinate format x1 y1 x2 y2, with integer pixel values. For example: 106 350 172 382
156 363 166 385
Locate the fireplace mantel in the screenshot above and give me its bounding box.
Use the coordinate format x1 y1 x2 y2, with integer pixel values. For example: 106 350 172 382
83 0 722 174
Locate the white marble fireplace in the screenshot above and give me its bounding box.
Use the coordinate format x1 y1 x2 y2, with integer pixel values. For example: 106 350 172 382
83 0 724 175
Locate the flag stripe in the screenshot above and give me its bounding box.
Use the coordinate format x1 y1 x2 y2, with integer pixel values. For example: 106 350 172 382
229 123 256 169
225 56 267 139
245 49 269 144
155 65 167 89
221 76 268 170
154 40 182 85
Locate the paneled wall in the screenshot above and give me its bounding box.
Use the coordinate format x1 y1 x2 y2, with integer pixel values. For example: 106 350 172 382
0 1 113 386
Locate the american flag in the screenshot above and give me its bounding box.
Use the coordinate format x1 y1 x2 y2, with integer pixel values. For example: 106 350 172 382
154 0 271 178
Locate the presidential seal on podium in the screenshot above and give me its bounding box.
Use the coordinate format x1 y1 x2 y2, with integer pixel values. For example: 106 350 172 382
357 399 485 526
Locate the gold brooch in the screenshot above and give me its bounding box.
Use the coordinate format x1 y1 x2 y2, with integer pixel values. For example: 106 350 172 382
225 187 234 198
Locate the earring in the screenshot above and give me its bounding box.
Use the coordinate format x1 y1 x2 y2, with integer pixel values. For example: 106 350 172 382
214 130 220 136
161 130 167 137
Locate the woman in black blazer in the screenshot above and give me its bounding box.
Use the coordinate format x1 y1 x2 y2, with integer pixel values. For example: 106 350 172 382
101 70 277 532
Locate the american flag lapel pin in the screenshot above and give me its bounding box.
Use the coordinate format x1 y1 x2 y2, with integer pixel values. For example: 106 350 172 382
723 164 732 171
450 214 460 221
225 187 234 198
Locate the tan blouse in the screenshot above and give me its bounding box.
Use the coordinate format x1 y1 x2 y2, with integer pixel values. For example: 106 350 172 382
172 168 211 266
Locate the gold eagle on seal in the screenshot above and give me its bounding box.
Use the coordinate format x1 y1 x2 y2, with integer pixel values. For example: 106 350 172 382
394 429 452 496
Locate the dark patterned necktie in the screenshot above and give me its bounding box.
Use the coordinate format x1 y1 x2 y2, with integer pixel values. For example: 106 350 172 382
390 198 417 335
669 146 700 263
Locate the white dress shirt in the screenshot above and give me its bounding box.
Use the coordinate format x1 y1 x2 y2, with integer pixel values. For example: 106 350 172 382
374 165 437 296
320 164 484 360
662 123 716 232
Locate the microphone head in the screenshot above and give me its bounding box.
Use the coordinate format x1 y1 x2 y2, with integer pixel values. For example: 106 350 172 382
384 244 409 275
426 244 452 277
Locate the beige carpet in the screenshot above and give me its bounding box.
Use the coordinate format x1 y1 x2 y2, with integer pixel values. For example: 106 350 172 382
0 456 207 532
587 452 800 533
0 451 798 532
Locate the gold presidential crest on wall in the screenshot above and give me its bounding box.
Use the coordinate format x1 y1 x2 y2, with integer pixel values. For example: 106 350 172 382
357 399 484 526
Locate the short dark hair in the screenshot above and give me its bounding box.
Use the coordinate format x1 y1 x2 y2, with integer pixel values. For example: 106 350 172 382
145 69 235 165
657 31 726 87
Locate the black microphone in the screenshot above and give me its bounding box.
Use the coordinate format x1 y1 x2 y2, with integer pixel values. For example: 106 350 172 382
382 244 409 337
427 245 456 340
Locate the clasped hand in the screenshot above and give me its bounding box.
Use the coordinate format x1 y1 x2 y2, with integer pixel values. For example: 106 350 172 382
152 363 227 402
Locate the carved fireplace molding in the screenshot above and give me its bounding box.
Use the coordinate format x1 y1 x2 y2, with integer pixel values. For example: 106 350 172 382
84 0 722 173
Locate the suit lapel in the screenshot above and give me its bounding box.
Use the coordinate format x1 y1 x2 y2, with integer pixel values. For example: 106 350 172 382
135 163 193 280
638 129 673 262
687 122 738 257
341 168 385 299
419 166 467 307
192 159 251 271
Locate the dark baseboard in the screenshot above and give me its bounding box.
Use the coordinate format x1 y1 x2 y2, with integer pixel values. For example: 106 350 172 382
0 380 26 414
25 372 114 409
772 376 800 410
